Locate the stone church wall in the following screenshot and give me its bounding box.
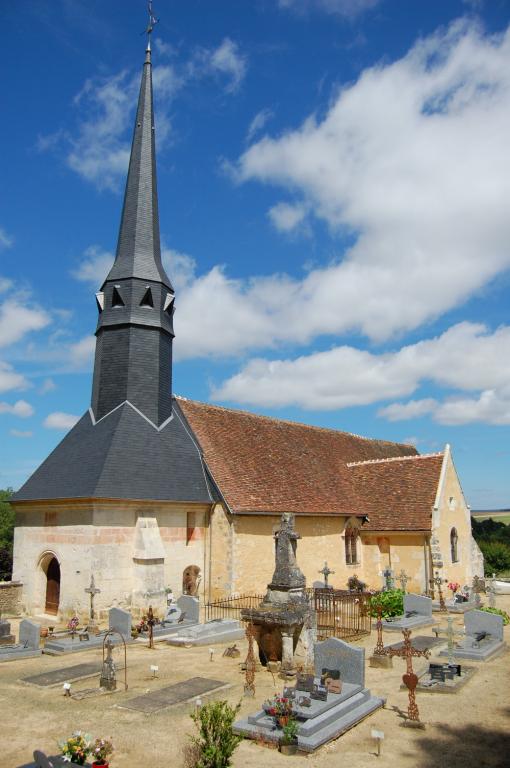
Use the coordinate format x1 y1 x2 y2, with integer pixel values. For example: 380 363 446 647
12 500 209 618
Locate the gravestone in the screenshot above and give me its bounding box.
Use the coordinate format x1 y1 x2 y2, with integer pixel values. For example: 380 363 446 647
233 636 384 752
439 609 506 662
314 636 365 687
109 607 131 638
138 595 200 641
382 594 435 632
0 616 15 645
19 619 41 649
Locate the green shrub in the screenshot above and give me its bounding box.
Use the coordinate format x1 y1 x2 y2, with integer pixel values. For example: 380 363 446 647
282 717 299 745
189 700 242 768
480 607 510 625
478 541 510 575
367 589 404 618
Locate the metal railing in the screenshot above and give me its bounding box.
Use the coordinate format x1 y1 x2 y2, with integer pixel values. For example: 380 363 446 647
203 593 265 622
307 587 372 641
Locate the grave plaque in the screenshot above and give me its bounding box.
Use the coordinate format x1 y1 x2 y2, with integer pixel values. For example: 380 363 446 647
296 672 314 693
176 595 200 624
109 607 131 639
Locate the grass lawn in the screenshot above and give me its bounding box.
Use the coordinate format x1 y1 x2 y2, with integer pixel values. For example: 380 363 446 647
471 513 510 525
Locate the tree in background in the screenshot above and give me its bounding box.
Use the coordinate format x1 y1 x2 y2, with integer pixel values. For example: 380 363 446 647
0 489 14 581
471 517 510 576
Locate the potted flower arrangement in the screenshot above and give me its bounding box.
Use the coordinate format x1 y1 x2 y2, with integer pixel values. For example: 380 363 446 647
263 694 293 728
58 731 91 765
279 717 299 755
67 616 80 639
447 582 461 597
90 737 113 767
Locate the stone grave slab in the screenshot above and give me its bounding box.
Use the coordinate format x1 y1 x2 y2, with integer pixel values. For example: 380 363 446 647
410 664 477 694
0 619 42 663
234 637 384 752
119 677 228 713
166 619 245 647
43 608 133 655
439 609 506 661
0 617 15 645
381 594 435 632
384 635 446 654
21 662 102 687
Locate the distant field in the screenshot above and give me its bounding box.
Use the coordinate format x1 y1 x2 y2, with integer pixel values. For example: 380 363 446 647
471 513 510 525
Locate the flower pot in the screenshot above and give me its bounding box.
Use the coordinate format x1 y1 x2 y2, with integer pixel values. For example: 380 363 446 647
279 743 298 756
92 762 109 768
277 716 290 728
40 627 49 638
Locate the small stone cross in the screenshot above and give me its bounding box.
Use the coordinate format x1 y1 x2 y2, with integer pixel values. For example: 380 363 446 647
382 567 394 591
397 569 409 593
433 616 464 666
486 574 497 609
472 576 484 607
319 561 335 589
85 575 101 626
433 571 447 612
384 629 430 725
100 636 117 691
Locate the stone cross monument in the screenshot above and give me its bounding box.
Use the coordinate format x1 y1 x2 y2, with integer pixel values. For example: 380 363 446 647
85 575 101 633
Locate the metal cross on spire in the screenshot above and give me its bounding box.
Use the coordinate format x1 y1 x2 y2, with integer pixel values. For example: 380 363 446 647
144 1 159 42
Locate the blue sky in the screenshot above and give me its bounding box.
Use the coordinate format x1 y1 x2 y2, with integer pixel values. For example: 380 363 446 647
1 0 510 507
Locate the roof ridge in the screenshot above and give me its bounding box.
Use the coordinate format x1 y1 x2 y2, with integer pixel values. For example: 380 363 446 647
347 452 444 467
174 395 416 450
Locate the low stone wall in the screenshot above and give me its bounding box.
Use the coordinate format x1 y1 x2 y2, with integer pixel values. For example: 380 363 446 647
0 581 23 616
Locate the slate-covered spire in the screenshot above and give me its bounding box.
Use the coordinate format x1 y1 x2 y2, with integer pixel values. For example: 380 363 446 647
91 42 175 428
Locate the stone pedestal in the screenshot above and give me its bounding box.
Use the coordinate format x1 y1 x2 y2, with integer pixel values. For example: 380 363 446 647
369 653 393 669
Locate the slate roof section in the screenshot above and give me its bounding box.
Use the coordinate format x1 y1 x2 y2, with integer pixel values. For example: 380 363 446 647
177 397 418 516
104 45 172 290
13 402 217 503
348 453 444 531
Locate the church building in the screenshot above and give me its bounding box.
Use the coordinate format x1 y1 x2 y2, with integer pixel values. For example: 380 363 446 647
11 41 483 619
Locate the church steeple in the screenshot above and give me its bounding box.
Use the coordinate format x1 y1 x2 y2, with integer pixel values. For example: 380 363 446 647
91 41 175 428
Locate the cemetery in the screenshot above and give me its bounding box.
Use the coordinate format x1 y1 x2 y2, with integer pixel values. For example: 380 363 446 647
2 4 510 767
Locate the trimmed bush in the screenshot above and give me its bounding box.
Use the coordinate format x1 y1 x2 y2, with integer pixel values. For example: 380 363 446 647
478 541 510 575
188 700 242 768
367 589 405 618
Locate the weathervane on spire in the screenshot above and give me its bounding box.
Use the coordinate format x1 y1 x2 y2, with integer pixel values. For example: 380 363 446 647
144 1 159 42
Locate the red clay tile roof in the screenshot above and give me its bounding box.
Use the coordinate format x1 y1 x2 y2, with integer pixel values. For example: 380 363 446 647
176 397 419 517
348 453 444 531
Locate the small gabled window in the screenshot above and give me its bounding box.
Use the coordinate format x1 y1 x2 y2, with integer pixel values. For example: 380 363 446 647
111 286 125 308
95 292 104 313
140 287 154 308
164 292 175 317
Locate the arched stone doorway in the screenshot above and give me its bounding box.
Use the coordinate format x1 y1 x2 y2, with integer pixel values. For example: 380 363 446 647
44 556 61 615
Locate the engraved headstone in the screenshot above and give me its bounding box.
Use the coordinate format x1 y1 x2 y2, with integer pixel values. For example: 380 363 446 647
109 607 131 639
404 594 433 619
176 595 199 624
314 636 365 687
0 616 15 645
19 619 41 649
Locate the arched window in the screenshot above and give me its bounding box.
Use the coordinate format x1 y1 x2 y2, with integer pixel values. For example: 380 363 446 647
345 523 359 565
450 527 459 563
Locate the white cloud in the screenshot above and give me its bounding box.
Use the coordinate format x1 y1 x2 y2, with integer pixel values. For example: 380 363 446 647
0 298 50 348
44 412 80 430
0 227 13 250
278 0 380 17
205 38 247 93
268 201 308 232
67 336 96 369
0 400 34 418
212 322 510 425
0 362 28 394
162 247 197 292
39 378 56 395
10 429 33 438
379 399 438 422
246 108 274 143
233 21 510 342
0 277 12 294
72 245 114 285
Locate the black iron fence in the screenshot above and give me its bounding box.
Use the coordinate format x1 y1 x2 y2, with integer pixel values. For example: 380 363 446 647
203 593 265 622
307 587 372 641
203 589 371 641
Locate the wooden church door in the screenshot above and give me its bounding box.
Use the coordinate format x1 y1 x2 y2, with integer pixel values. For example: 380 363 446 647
45 557 60 615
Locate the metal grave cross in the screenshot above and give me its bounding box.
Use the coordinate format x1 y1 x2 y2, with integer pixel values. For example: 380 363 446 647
433 571 447 612
382 567 394 591
244 622 257 697
487 574 497 609
85 575 101 625
147 605 156 649
433 616 464 667
319 561 335 589
397 569 409 593
385 629 430 725
373 603 385 656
